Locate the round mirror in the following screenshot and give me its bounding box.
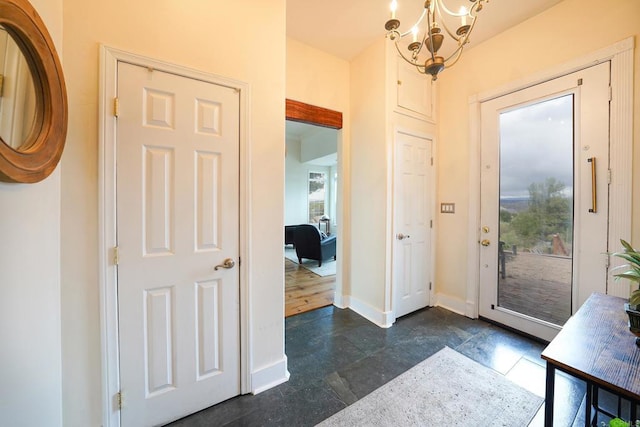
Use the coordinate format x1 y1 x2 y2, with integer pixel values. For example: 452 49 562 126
0 25 37 150
0 0 67 183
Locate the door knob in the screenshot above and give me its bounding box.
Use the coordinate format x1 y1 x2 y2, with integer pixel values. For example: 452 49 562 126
214 258 235 270
397 233 411 240
481 239 491 247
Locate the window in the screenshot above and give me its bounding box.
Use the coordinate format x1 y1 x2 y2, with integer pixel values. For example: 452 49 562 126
308 171 327 223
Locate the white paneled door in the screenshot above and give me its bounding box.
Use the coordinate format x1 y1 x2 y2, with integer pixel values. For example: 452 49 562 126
116 63 240 426
393 130 433 318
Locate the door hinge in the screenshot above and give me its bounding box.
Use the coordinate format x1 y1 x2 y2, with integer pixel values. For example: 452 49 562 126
430 157 434 166
113 246 119 266
116 391 123 410
113 97 119 118
430 219 433 228
577 78 583 86
605 255 610 270
609 85 613 102
429 282 432 290
607 169 612 185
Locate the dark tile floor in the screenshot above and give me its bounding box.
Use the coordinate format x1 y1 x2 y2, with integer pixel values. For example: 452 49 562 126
168 306 590 427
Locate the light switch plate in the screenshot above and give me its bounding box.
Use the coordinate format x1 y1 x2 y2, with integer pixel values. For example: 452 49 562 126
441 203 455 214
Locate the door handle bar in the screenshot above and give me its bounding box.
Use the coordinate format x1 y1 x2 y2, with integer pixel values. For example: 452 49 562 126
588 157 597 213
214 258 235 271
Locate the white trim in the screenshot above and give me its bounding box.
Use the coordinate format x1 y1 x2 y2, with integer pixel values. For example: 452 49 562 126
333 294 349 309
475 38 634 103
435 293 467 316
465 94 481 319
98 46 252 427
349 296 394 328
467 37 634 320
250 357 290 395
607 40 635 297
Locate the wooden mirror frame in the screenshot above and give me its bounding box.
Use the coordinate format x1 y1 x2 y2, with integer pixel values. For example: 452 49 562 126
0 0 67 183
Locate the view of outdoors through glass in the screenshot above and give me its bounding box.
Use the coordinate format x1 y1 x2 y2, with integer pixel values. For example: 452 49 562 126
498 95 574 325
308 171 327 223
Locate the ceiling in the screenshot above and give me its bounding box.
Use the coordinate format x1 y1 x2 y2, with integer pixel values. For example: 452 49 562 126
287 0 564 61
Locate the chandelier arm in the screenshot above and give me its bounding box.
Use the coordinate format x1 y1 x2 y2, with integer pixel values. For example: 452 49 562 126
440 18 462 41
392 39 423 67
425 6 436 61
441 9 479 45
437 0 480 17
399 8 428 38
442 46 464 69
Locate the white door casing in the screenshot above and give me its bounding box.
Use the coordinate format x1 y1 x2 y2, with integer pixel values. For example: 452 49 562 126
116 62 240 426
478 62 610 341
393 129 434 318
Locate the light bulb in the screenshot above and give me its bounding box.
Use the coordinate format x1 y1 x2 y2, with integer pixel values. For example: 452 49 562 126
390 0 398 19
459 6 468 26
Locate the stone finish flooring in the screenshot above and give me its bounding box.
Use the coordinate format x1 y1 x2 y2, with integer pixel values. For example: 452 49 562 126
168 306 590 426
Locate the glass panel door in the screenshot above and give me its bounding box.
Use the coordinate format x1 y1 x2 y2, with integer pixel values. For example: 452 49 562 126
478 62 610 342
498 96 574 325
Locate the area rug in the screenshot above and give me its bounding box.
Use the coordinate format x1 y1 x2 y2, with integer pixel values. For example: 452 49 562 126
317 346 543 427
284 247 336 277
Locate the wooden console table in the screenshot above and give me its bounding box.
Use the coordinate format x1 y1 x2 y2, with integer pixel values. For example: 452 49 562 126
541 293 640 426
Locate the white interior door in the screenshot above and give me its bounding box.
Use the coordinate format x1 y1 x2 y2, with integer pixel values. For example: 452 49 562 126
479 62 610 341
393 130 433 318
116 62 240 426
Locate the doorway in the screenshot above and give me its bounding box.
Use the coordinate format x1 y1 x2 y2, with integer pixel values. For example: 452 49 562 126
284 99 342 317
478 62 610 341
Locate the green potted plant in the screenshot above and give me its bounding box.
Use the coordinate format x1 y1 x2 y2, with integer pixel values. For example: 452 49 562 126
611 239 640 346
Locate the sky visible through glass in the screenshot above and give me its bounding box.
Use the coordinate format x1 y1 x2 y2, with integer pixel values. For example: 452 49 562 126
499 95 574 200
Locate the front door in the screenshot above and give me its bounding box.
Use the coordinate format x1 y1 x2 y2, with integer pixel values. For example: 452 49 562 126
478 62 610 341
116 62 240 426
393 130 433 318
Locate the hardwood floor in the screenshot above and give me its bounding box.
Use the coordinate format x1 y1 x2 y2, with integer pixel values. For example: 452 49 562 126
285 258 335 317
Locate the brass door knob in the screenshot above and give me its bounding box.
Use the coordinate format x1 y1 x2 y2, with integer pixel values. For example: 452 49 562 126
481 239 491 247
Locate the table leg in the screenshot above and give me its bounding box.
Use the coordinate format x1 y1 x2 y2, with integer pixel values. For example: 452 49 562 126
545 363 556 427
585 383 592 427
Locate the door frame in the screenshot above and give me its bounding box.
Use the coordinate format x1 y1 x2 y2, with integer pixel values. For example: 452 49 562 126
285 99 346 308
466 37 634 319
98 46 251 427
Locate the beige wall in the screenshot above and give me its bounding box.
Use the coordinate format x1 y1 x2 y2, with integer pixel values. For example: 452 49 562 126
0 1 63 425
286 38 352 297
61 1 286 425
435 0 640 305
349 38 389 312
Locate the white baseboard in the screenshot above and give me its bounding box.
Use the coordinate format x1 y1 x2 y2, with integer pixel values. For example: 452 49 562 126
435 293 467 317
333 294 349 309
348 296 394 328
465 300 478 319
251 356 289 395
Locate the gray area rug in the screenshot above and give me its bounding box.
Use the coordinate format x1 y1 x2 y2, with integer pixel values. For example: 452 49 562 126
284 247 336 277
317 347 543 427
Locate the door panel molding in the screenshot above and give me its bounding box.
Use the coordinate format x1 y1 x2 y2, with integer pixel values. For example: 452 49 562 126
98 46 251 427
391 126 436 321
466 38 633 320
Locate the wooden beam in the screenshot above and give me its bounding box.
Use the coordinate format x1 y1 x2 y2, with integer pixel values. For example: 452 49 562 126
285 99 343 129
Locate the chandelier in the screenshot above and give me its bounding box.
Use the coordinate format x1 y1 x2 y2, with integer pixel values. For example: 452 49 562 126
384 0 488 81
